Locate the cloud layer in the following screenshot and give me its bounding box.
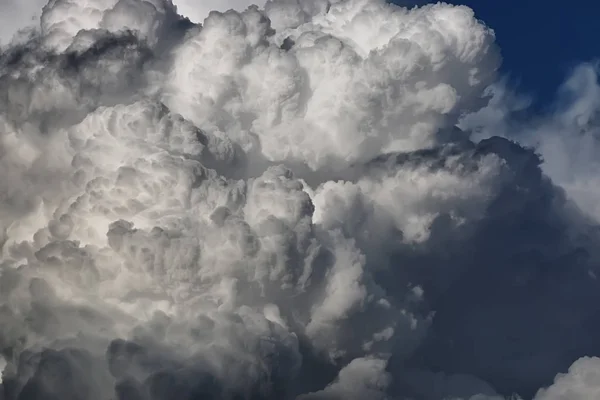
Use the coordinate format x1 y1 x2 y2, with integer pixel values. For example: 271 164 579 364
1 1 600 400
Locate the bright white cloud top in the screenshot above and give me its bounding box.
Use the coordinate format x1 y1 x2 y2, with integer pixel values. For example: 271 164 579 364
1 1 600 400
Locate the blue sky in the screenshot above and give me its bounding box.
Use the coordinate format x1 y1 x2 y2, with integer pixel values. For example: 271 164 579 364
394 0 598 110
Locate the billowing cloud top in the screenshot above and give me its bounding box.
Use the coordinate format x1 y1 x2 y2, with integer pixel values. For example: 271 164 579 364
1 1 600 400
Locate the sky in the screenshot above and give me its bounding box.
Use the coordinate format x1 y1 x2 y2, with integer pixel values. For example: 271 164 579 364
395 0 598 110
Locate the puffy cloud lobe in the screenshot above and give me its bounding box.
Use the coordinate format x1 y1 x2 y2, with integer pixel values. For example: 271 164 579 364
533 357 600 400
40 0 183 51
171 0 266 24
40 0 120 51
2 1 600 400
164 0 499 171
313 144 503 245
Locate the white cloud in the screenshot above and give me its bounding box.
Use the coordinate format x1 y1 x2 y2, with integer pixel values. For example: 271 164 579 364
1 0 599 399
534 357 600 400
163 0 499 171
172 0 266 23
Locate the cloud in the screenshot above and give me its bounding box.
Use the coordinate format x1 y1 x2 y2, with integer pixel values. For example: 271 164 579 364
172 0 267 24
460 63 600 223
163 0 499 171
1 1 600 400
297 357 392 400
453 49 600 400
533 357 600 400
0 0 47 45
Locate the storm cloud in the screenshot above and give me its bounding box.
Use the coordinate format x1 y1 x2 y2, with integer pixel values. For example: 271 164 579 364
1 1 600 400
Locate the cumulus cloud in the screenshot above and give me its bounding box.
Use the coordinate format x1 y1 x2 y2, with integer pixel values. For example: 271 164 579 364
1 1 600 400
162 0 498 171
172 0 266 24
533 357 600 400
460 63 600 223
0 0 47 45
